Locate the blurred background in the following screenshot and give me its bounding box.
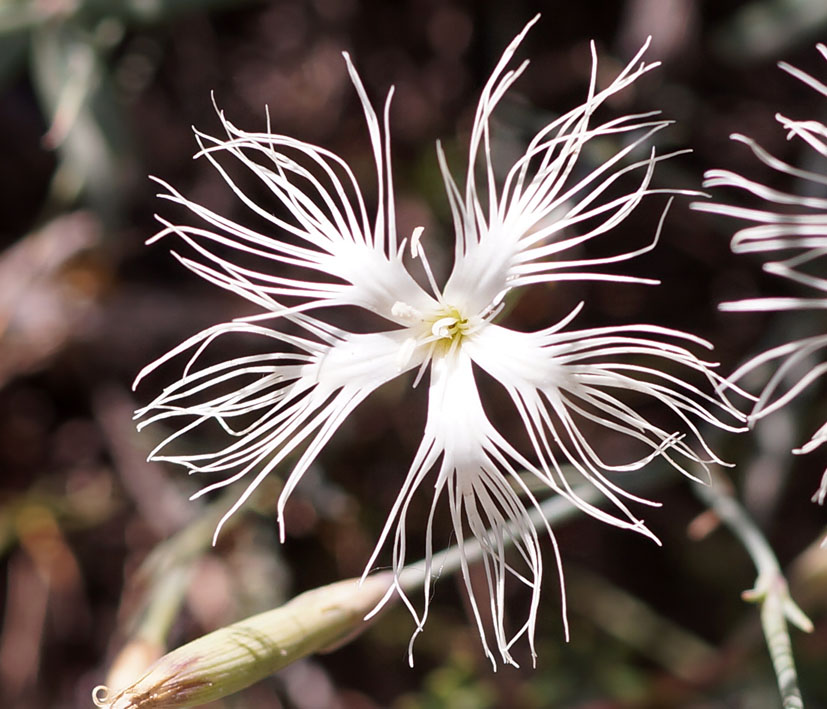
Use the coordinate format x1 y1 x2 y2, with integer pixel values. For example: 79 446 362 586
2 0 827 707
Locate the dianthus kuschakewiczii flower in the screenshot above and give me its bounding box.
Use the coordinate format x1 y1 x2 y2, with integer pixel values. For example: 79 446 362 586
694 44 827 506
135 17 742 668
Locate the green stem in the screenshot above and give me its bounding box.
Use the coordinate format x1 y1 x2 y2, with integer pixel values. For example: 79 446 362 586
694 474 812 709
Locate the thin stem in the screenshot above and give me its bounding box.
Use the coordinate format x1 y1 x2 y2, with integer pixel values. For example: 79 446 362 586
693 473 813 709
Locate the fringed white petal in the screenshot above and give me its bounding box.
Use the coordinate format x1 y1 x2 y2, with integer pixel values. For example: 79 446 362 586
728 334 827 505
441 26 690 312
696 43 827 505
148 63 435 323
463 323 744 527
694 134 827 256
728 334 827 423
364 351 566 670
135 320 423 541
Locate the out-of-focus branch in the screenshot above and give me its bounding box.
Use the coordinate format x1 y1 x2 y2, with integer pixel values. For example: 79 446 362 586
95 482 609 708
0 211 101 387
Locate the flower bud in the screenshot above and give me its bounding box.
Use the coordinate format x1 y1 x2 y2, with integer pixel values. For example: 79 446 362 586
93 572 393 709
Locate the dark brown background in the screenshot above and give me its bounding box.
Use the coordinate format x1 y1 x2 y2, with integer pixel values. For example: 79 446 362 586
1 1 827 707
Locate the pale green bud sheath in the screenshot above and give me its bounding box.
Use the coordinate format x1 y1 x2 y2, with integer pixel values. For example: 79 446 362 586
92 573 393 709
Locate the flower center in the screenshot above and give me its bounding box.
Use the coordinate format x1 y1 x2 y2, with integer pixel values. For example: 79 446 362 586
422 305 478 363
429 306 471 343
392 300 477 369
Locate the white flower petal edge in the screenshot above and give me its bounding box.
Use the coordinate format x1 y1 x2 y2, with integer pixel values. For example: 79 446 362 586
693 43 827 504
136 16 744 668
441 20 679 313
364 350 565 668
147 54 437 325
136 319 427 539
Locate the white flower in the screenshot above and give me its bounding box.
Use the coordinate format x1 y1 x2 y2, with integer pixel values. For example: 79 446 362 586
694 44 827 505
135 17 742 668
